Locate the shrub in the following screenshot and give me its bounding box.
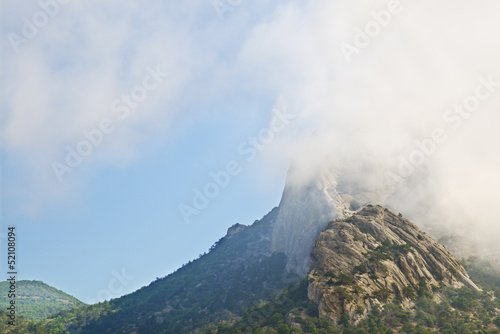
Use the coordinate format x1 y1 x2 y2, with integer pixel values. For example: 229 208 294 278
277 323 290 334
372 289 391 302
352 285 365 294
324 270 336 278
359 225 376 237
402 286 415 299
306 301 319 317
448 267 458 278
336 273 355 286
354 263 368 274
268 313 284 326
334 287 354 302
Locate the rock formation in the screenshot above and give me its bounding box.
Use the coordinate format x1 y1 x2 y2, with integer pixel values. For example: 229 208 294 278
271 164 394 276
307 205 479 324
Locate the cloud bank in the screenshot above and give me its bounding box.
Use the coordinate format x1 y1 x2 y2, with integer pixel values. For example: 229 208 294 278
2 0 499 256
237 0 500 258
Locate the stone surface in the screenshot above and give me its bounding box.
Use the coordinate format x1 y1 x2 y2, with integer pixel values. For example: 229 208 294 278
307 206 479 324
271 165 394 276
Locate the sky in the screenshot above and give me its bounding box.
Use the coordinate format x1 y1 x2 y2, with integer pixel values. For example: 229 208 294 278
1 0 500 303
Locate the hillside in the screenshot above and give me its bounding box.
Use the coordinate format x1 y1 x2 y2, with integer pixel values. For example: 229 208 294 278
0 280 84 321
0 309 58 333
43 207 299 333
199 207 500 333
204 275 500 333
9 206 500 333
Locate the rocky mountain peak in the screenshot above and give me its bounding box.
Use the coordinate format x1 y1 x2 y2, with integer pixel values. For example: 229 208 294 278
271 164 394 276
307 206 479 324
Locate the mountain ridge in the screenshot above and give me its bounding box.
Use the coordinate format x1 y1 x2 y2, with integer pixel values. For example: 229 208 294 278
42 207 299 333
17 204 500 333
15 165 500 333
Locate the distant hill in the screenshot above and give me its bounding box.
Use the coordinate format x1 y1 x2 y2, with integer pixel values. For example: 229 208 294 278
0 280 84 321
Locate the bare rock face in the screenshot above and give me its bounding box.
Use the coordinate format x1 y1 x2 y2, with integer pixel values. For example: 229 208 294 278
308 206 479 324
271 169 339 277
226 223 247 236
271 166 393 277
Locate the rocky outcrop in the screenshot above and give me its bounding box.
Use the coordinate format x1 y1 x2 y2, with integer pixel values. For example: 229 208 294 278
308 206 479 324
271 165 394 277
226 223 247 236
271 168 339 277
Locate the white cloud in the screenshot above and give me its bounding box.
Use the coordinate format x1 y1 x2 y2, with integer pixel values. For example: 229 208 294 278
232 0 500 255
2 0 500 257
1 1 199 211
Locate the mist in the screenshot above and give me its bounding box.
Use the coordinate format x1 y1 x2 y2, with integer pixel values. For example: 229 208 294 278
2 1 499 258
237 0 500 260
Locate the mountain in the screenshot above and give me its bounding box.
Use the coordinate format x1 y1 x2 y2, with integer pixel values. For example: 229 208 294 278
271 164 395 277
308 205 478 323
23 166 500 333
0 280 84 321
195 207 500 333
42 208 299 333
27 204 500 333
208 265 500 333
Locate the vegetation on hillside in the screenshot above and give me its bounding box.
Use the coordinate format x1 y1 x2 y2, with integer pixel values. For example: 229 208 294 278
0 310 58 333
42 208 298 333
7 261 500 334
3 210 499 334
463 256 500 298
204 273 500 334
0 280 84 322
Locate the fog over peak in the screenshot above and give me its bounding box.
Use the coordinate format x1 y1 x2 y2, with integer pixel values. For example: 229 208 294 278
2 1 499 258
255 0 500 262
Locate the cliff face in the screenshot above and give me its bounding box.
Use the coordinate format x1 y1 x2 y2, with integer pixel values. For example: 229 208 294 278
271 169 340 277
271 166 393 276
308 206 479 324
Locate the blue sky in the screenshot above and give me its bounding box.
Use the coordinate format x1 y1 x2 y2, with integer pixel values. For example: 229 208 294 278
2 0 500 303
0 0 305 302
